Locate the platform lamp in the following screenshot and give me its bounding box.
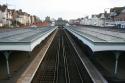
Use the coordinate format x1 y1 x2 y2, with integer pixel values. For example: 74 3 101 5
5 0 17 28
104 8 110 27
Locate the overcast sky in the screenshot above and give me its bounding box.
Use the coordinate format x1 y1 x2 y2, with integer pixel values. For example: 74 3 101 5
0 0 125 20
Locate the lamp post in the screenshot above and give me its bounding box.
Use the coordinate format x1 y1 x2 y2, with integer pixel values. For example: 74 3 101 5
104 8 110 27
9 4 17 27
5 0 17 28
5 0 8 27
110 11 117 28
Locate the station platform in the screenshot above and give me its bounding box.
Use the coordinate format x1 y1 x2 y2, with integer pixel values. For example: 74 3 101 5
0 27 56 51
66 26 125 82
66 26 125 52
0 27 57 82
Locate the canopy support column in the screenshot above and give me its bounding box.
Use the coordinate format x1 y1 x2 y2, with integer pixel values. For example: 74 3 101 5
114 52 120 77
3 51 11 78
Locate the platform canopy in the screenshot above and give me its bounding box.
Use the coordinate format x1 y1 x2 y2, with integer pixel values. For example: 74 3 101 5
66 26 125 52
0 27 56 51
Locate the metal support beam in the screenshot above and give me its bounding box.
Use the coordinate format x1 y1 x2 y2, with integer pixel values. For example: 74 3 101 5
3 51 11 78
114 52 120 76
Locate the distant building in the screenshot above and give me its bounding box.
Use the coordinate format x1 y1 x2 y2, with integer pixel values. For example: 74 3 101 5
0 4 41 28
80 13 111 27
16 9 29 25
69 19 81 25
110 7 125 28
31 21 49 27
0 4 8 26
45 16 51 23
69 6 125 28
55 18 67 27
30 15 36 24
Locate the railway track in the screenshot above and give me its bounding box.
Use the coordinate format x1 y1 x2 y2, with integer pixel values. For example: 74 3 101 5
31 28 107 83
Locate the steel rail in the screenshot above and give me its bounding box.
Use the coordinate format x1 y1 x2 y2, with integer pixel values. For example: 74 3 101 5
55 37 60 83
64 29 108 83
64 32 83 83
62 35 71 83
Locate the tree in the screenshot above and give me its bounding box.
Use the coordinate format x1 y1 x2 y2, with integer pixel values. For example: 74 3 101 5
11 20 24 27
